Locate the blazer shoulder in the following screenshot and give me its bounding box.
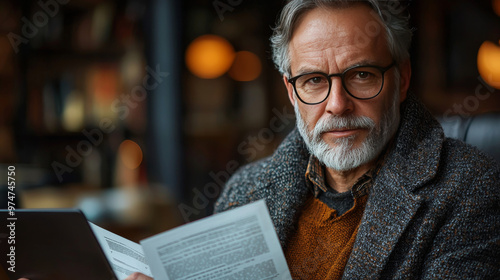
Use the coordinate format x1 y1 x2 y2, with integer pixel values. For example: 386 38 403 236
442 137 499 173
214 156 273 213
435 137 500 197
215 129 310 213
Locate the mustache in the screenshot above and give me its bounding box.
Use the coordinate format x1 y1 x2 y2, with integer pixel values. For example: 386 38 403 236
311 115 375 140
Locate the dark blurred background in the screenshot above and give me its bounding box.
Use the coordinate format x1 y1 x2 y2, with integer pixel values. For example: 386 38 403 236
0 0 499 241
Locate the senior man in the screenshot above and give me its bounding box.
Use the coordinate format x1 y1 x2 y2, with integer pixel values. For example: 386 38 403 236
214 0 500 279
31 1 495 280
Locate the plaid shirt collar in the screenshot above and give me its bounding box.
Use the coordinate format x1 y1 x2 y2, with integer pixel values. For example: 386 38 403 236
305 144 390 198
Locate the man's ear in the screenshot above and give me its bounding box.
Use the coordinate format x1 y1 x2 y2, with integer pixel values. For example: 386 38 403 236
283 75 296 106
398 59 411 103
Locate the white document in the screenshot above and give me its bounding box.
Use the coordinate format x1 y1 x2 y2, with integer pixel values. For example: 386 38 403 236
141 199 292 280
90 199 291 280
90 222 153 280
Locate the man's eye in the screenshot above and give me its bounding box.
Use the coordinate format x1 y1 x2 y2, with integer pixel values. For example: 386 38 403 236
305 76 327 84
356 71 372 79
309 77 324 83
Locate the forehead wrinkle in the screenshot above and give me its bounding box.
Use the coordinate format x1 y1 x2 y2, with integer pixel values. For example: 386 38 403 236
289 32 352 75
291 42 382 76
290 44 330 75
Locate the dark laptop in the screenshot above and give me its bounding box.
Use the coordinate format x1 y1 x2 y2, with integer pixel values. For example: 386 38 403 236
0 209 117 280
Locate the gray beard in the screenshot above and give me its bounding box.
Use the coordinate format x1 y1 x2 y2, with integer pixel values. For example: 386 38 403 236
295 92 400 171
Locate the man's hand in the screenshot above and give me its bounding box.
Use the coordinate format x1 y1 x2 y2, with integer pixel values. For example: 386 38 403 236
124 272 154 280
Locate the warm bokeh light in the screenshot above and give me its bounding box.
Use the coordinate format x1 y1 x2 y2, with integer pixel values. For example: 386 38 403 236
185 35 235 79
228 51 262 82
118 140 143 169
62 91 85 132
477 40 500 89
494 0 500 17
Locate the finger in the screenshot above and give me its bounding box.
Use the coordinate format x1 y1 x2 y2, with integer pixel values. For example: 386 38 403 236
124 272 154 280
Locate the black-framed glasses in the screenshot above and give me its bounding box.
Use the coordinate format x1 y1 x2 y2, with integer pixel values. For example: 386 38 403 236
288 62 395 105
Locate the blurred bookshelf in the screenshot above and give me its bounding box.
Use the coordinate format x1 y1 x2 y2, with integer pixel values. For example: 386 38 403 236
6 0 149 185
0 0 181 240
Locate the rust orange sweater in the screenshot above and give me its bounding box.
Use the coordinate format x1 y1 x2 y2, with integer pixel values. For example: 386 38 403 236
285 195 368 279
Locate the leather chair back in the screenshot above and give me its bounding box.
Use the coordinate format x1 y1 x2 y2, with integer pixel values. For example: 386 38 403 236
437 113 500 164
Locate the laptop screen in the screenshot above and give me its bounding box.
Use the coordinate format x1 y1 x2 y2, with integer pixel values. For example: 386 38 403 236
0 209 117 280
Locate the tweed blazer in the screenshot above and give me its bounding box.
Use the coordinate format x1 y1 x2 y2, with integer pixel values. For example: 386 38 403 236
214 94 500 279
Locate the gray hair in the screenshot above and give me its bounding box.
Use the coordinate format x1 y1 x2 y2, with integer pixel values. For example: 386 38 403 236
270 0 413 77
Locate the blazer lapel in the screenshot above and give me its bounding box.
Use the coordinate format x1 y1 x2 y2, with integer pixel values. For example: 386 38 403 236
264 176 310 250
254 129 311 250
343 169 423 279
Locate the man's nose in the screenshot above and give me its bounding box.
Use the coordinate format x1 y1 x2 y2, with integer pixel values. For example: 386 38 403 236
324 78 354 116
